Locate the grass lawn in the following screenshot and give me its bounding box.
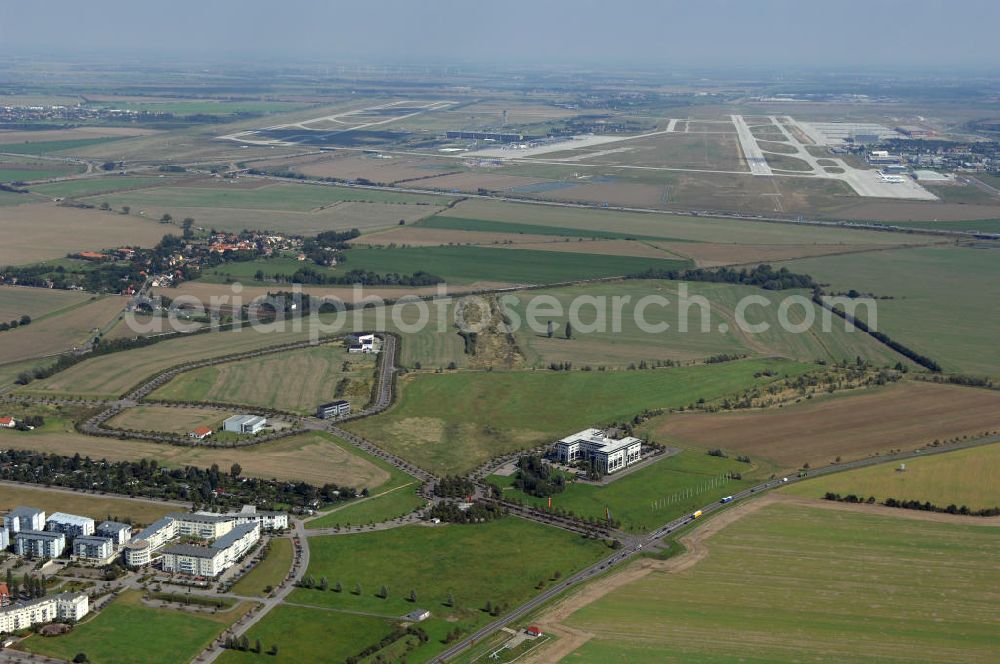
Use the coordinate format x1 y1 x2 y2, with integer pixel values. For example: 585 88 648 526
150 343 375 415
0 482 175 525
1 137 125 155
19 590 253 664
230 537 294 597
491 450 754 532
205 244 691 286
785 245 1000 376
30 176 172 199
562 502 1000 663
346 358 814 475
784 441 1000 510
217 606 399 663
307 481 424 529
292 519 609 624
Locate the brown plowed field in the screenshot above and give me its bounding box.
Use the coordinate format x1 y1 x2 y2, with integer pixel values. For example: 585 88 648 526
654 381 1000 470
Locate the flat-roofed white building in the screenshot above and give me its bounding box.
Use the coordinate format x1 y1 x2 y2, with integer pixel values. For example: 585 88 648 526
168 512 236 540
222 414 267 435
73 535 116 564
161 522 260 578
7 506 45 532
220 505 289 531
554 428 643 475
14 530 66 558
0 592 88 632
46 512 95 540
124 516 176 567
96 521 132 547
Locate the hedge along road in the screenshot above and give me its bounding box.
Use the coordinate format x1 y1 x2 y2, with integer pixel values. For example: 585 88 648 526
429 432 1000 662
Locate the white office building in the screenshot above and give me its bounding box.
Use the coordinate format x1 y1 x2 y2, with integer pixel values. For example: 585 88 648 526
0 592 88 633
554 428 643 475
46 512 95 540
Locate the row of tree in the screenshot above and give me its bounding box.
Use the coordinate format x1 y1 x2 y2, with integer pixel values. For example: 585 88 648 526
0 449 356 513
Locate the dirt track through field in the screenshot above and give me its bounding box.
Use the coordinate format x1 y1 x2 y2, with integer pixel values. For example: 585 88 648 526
520 492 999 663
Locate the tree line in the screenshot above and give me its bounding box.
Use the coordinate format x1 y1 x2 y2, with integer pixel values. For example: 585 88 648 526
629 263 818 290
0 449 357 513
824 492 999 517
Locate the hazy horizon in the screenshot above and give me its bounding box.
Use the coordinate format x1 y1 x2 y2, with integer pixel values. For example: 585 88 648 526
2 0 999 71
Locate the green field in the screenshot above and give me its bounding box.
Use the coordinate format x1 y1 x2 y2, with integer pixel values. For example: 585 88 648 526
150 343 375 414
206 245 690 286
307 480 425 529
785 442 1000 510
20 590 252 664
561 503 1000 663
492 450 754 532
1 137 125 155
30 176 173 198
436 198 910 247
418 215 686 241
292 519 608 632
88 181 452 211
230 537 294 597
346 358 814 474
217 606 400 664
507 280 906 367
785 245 1000 376
0 166 80 182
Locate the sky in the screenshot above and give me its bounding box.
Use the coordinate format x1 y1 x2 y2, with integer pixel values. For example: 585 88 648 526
2 0 999 70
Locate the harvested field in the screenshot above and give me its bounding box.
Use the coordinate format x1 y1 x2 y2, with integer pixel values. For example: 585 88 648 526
16 324 328 399
828 199 1000 222
0 430 391 487
650 241 896 267
0 201 172 265
105 405 235 435
0 285 93 322
123 200 446 235
785 442 1000 510
654 381 1000 470
416 172 549 192
271 153 457 183
538 182 667 208
0 295 124 364
0 482 176 524
151 344 375 414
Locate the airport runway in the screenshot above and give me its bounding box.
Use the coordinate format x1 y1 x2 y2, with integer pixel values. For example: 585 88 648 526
731 115 773 176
